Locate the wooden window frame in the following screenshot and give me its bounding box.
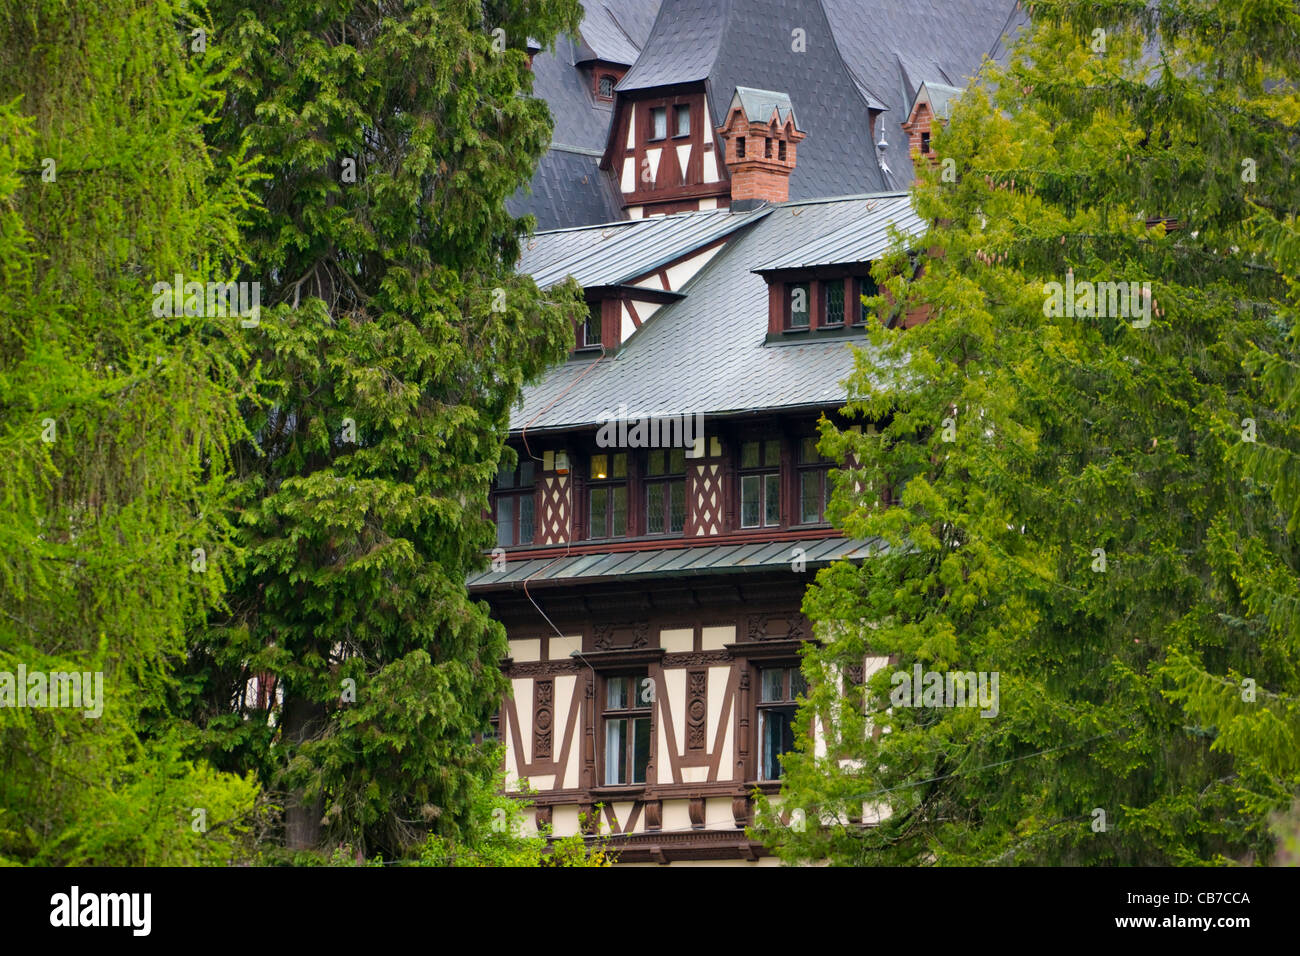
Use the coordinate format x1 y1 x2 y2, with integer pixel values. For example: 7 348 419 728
643 447 687 536
756 664 807 781
737 437 783 529
492 458 537 547
586 453 629 541
600 671 653 787
785 281 811 330
796 436 832 526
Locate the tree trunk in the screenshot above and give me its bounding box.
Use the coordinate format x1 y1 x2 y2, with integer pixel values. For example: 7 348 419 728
281 693 326 851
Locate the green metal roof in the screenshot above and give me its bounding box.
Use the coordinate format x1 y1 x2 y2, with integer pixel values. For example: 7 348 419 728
467 536 881 590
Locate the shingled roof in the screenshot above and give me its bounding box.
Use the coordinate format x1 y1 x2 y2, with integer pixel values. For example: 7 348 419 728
512 191 925 433
512 0 1023 229
820 0 1020 182
615 0 890 200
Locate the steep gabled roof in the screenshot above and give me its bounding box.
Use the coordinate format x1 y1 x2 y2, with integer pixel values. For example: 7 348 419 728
511 192 925 432
617 0 890 199
821 0 1021 179
507 144 624 231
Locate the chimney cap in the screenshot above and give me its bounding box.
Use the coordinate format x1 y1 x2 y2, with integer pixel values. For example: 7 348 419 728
726 87 802 132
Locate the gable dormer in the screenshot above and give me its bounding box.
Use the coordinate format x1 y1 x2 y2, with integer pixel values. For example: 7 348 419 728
901 81 962 173
600 85 730 219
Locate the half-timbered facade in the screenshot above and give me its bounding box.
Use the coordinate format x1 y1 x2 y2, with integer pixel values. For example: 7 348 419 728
474 0 1027 863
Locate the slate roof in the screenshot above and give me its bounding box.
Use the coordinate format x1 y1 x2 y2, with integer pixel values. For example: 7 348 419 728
515 0 1026 229
729 87 800 127
753 192 922 270
467 536 882 590
511 191 924 432
518 205 769 289
820 0 1022 183
617 0 891 200
507 144 625 231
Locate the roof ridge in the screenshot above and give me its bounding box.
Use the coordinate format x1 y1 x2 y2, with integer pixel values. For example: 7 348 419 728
776 189 912 208
550 142 605 157
599 0 642 56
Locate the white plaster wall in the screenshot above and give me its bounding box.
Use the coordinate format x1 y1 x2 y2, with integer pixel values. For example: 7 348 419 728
659 627 693 652
701 625 734 650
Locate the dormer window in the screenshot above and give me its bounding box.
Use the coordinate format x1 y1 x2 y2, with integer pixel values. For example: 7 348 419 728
853 274 879 324
786 282 810 329
673 104 690 138
579 303 603 350
649 106 667 141
823 281 845 327
598 74 616 100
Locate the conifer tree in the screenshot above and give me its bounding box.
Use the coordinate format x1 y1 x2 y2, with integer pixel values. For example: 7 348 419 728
765 0 1300 865
182 0 586 857
0 0 262 864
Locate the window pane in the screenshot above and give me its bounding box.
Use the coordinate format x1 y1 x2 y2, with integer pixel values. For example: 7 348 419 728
764 439 781 465
760 706 797 780
647 485 665 534
590 454 608 480
605 718 627 785
669 480 685 533
825 281 845 325
800 436 820 464
791 669 808 700
518 496 534 544
741 441 759 469
760 709 791 779
651 106 666 139
590 487 608 537
801 471 822 523
599 75 614 97
611 485 627 536
790 282 810 327
612 453 627 479
764 472 781 526
519 461 535 486
632 717 651 783
584 305 601 346
496 497 513 547
740 474 760 527
648 449 665 476
674 104 690 137
607 676 630 710
761 668 785 702
856 276 877 324
497 464 515 489
669 447 685 473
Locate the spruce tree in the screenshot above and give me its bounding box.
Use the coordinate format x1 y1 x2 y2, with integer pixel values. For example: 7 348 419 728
765 0 1300 865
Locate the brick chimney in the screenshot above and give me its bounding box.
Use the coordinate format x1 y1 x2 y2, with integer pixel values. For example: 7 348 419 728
715 87 805 209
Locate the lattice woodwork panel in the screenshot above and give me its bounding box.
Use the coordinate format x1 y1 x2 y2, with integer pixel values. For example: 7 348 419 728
538 474 570 545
